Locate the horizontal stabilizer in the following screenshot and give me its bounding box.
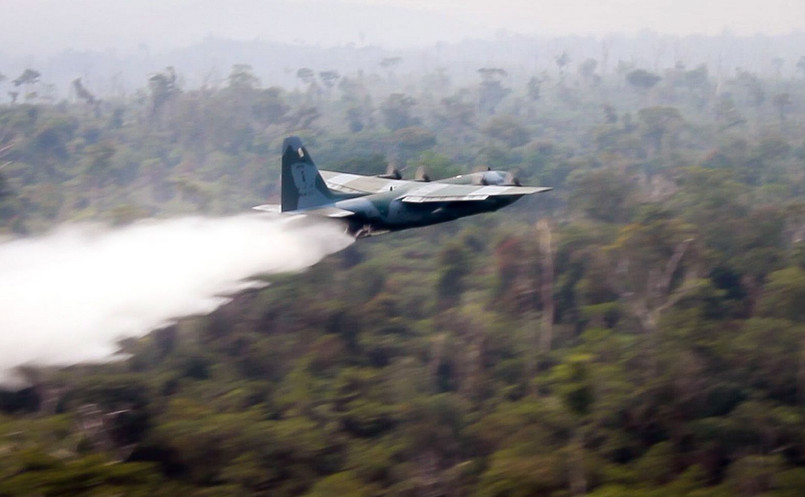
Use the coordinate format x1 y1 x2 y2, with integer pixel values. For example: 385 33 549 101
253 204 281 213
302 206 356 218
254 203 353 218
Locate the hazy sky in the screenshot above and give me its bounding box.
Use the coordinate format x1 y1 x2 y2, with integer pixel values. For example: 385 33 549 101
1 0 803 56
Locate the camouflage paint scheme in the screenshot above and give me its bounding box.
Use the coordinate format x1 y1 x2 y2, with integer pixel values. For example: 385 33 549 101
256 136 551 238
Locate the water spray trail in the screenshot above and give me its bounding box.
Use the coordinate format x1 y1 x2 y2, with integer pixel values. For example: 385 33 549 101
0 214 353 381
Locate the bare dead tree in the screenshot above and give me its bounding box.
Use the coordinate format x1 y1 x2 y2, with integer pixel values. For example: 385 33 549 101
612 237 699 372
75 404 137 462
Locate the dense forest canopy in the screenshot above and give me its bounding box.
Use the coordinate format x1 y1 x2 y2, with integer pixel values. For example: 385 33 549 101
2 33 805 496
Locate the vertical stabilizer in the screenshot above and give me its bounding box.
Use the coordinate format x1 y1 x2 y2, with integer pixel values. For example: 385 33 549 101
281 136 334 212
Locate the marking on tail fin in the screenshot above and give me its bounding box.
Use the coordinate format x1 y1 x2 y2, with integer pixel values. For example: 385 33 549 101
292 163 316 196
281 136 336 212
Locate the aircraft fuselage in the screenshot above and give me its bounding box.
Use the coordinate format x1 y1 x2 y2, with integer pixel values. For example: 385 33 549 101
332 180 523 236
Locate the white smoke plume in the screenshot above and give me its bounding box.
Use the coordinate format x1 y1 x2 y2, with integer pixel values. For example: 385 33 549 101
0 214 353 382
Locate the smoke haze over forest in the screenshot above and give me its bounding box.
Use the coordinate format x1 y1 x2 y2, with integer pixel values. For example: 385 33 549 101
3 0 805 57
1 0 805 96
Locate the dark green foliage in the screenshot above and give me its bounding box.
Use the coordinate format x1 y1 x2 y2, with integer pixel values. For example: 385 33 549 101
569 168 636 223
392 126 436 163
482 115 530 147
436 241 471 308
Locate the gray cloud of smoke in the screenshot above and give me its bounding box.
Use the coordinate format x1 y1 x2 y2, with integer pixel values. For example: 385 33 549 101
0 214 352 381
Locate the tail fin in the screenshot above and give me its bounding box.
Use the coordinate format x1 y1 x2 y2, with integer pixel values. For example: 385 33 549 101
281 136 334 212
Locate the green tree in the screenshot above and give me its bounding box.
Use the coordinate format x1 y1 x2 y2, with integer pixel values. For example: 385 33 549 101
578 58 600 87
148 66 180 115
393 126 436 164
436 241 471 308
437 91 476 135
568 169 636 223
71 78 96 104
527 76 543 101
773 92 793 125
626 69 661 92
637 106 683 155
318 70 340 89
227 64 260 90
757 267 805 322
296 67 315 85
482 115 530 147
381 93 418 131
478 68 511 115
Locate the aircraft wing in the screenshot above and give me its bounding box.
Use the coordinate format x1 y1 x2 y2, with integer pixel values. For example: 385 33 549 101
401 183 551 203
320 170 411 194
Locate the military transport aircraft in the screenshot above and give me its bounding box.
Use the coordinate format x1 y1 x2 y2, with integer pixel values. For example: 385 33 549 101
255 136 551 238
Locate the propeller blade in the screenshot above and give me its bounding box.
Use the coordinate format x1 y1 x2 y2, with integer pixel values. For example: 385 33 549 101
377 163 402 180
504 171 521 186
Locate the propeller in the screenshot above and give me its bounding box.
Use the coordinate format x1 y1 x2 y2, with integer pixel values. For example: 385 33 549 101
503 171 521 186
377 163 402 180
471 170 521 186
471 167 492 185
415 166 431 182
